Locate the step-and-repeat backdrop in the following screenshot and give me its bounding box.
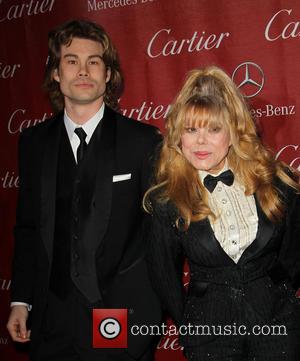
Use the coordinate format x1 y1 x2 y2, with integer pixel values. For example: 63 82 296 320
0 1 299 360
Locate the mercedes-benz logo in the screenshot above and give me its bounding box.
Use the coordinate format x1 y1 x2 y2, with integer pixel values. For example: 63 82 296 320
232 62 264 98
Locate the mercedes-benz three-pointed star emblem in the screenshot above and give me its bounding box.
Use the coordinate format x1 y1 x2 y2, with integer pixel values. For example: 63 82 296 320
232 62 265 98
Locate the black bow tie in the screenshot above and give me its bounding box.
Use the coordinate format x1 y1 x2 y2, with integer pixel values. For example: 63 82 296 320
203 169 234 193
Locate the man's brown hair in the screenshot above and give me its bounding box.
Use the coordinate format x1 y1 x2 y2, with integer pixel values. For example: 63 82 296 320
43 19 123 113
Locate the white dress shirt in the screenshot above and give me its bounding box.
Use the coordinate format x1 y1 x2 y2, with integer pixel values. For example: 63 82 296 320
64 103 105 162
199 161 258 263
11 104 105 310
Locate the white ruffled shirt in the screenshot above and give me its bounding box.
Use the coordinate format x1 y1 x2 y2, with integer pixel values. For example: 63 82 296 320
199 162 258 263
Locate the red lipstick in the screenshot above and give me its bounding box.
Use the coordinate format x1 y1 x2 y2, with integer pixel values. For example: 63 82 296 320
194 151 210 159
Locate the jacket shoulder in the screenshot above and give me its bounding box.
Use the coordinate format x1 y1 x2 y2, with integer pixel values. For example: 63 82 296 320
275 169 300 204
113 109 161 139
149 193 179 221
20 113 62 138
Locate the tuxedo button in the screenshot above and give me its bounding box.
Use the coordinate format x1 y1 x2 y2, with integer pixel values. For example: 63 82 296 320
73 216 79 223
73 252 80 260
73 235 79 241
74 271 79 277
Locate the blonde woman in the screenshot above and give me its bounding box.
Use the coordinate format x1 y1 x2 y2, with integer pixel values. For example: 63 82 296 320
145 66 300 360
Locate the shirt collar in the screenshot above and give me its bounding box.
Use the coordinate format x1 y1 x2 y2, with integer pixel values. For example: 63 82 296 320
64 103 105 144
198 158 229 183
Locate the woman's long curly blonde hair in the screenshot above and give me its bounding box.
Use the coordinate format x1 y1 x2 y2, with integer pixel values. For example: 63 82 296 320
144 66 299 229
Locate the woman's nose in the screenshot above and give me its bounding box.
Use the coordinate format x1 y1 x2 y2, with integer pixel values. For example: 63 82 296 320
196 129 207 144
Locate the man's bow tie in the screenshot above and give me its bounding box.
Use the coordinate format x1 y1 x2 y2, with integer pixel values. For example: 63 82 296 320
203 169 234 193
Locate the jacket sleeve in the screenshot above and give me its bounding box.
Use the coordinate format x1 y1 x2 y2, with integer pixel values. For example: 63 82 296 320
278 188 300 290
146 202 185 326
11 129 37 304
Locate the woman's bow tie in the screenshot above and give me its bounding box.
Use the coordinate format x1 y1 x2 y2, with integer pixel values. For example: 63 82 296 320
203 169 234 193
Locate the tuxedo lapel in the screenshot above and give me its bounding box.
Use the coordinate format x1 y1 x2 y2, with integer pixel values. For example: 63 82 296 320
190 219 235 265
40 108 116 261
40 115 63 261
238 195 276 264
190 195 278 266
82 106 116 251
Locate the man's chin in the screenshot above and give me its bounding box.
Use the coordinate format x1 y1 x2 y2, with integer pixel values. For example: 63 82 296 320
67 96 103 105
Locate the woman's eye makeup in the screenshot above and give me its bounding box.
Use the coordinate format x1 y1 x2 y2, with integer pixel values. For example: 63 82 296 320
208 126 222 133
184 127 197 133
184 126 222 133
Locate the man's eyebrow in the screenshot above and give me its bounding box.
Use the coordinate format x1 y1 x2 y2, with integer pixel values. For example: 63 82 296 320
63 54 78 58
88 55 103 59
63 54 103 59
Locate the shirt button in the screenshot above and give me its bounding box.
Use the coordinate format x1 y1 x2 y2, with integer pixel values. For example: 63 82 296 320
226 210 231 216
217 187 222 192
229 225 235 230
222 199 227 204
228 243 239 256
232 240 237 245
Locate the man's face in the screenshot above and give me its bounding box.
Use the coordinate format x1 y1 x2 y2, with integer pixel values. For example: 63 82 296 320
53 37 111 108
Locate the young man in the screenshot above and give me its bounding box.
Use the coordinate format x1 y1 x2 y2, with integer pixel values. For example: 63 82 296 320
7 19 162 361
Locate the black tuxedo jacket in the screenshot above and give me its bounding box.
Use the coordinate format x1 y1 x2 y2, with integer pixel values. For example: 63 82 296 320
11 106 162 357
147 180 300 347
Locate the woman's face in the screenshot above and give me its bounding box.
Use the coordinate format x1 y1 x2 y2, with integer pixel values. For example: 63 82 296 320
180 120 231 174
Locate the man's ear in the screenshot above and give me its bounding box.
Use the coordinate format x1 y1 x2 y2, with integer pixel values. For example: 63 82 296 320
105 67 111 83
53 68 60 82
